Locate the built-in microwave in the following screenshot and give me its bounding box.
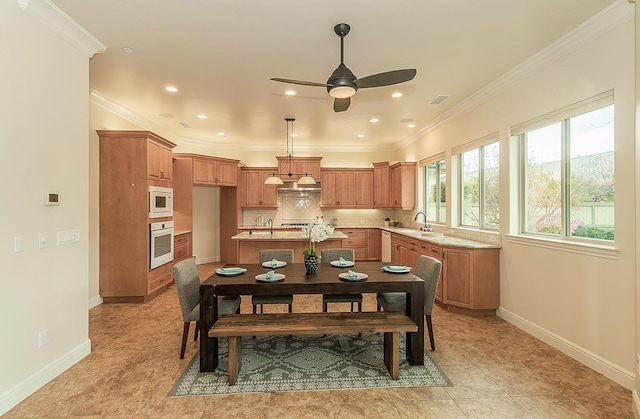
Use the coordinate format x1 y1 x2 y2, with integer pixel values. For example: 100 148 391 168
150 220 174 269
149 186 173 218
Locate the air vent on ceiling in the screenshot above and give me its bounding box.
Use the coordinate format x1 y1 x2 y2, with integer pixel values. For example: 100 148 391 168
430 95 449 105
178 122 192 128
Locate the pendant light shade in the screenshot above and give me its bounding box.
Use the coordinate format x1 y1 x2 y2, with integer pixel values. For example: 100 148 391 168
264 117 316 184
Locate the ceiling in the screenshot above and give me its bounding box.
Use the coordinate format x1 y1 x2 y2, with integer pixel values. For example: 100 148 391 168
52 0 617 152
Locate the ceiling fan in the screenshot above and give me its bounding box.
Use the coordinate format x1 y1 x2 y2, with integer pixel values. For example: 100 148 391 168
271 23 417 112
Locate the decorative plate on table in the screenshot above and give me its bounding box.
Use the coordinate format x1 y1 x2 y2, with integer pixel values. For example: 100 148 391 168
330 260 355 268
261 260 287 268
382 265 411 273
255 273 285 282
216 267 247 276
338 272 368 281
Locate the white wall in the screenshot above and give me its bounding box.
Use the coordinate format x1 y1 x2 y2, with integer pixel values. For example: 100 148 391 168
0 0 103 413
399 9 635 388
193 186 220 263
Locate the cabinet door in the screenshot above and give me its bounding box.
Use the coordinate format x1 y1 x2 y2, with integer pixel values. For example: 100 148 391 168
262 175 278 206
215 160 238 186
320 171 340 207
244 170 264 206
367 228 381 261
160 146 172 181
391 165 402 208
354 171 374 208
443 248 472 308
373 163 391 208
338 171 356 207
193 159 215 184
340 229 367 260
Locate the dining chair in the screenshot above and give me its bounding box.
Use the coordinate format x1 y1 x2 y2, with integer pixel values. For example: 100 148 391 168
253 249 295 314
320 248 362 312
173 258 240 359
377 254 442 350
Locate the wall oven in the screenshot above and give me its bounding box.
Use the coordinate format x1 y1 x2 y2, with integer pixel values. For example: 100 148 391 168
150 220 174 269
149 186 173 218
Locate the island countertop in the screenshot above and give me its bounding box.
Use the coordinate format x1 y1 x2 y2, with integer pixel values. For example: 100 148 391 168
232 231 348 241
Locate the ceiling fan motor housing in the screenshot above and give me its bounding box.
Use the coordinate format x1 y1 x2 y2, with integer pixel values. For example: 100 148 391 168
327 63 358 98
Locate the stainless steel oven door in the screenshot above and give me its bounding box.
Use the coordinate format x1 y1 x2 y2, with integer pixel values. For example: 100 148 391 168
150 221 174 269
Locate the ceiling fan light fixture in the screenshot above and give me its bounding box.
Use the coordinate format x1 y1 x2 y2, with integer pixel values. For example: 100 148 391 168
329 85 356 99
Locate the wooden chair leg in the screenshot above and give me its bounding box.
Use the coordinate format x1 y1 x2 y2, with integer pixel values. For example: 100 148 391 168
288 303 293 313
252 304 257 314
357 300 362 312
426 314 435 350
180 322 190 359
194 321 199 341
323 301 328 312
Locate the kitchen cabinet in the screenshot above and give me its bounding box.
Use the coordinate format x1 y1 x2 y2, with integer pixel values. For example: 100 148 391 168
193 156 238 186
97 130 176 303
276 156 322 182
320 169 373 208
367 228 381 261
147 139 173 183
373 162 391 208
173 231 192 265
391 162 417 210
339 229 367 260
390 231 497 314
242 167 278 208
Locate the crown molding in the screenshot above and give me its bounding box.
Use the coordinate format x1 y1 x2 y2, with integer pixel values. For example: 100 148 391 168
398 0 634 149
18 0 106 57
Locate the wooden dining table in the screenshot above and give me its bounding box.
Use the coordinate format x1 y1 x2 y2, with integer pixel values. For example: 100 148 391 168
199 261 425 372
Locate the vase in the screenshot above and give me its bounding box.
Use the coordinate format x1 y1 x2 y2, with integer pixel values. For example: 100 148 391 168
304 255 319 273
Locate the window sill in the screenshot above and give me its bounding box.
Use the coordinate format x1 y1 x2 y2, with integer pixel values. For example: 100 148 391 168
503 234 619 260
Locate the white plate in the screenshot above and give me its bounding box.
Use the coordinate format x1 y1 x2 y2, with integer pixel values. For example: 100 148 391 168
382 266 411 273
330 260 355 268
338 272 368 281
255 273 286 282
261 260 287 268
216 267 247 276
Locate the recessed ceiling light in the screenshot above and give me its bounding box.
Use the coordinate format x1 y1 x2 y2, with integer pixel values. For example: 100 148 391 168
391 92 403 98
369 118 379 123
407 124 416 128
122 47 134 54
159 113 174 118
217 132 225 136
356 134 364 139
197 114 208 119
165 86 178 93
285 90 296 96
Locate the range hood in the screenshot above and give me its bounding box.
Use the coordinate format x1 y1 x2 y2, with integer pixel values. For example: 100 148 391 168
277 181 321 191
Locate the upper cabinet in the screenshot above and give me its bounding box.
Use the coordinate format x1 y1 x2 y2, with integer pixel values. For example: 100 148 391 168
242 167 279 208
372 162 391 208
390 162 417 210
276 156 322 182
320 169 373 208
186 155 239 186
147 138 173 183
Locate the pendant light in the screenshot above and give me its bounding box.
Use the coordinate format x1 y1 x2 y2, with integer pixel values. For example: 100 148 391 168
264 118 316 185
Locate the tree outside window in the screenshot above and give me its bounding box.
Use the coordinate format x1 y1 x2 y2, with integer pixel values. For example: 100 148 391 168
461 141 499 229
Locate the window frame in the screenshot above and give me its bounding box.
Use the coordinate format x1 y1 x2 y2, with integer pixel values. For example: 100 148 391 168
419 156 446 224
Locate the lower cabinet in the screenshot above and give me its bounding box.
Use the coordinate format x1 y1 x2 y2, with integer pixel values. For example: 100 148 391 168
173 231 192 265
390 232 499 314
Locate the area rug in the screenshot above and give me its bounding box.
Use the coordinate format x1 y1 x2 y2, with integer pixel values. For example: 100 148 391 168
169 333 452 396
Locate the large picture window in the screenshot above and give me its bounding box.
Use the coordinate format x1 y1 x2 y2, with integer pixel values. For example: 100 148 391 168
421 159 446 223
460 141 499 228
519 97 614 242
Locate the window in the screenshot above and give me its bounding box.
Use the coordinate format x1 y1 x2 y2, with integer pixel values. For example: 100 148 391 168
460 141 500 228
421 159 446 223
519 98 614 241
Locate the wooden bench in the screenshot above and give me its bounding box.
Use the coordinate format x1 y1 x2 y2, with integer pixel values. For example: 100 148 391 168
208 311 418 385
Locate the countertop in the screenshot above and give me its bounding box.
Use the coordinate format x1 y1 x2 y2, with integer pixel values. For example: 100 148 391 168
232 231 349 241
382 227 499 249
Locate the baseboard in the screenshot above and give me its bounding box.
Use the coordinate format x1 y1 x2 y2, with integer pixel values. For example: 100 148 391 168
0 339 91 416
497 307 634 390
196 256 219 264
88 295 103 309
633 389 640 418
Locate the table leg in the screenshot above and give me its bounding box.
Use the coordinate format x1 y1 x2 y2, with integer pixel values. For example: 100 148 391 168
199 285 219 372
405 282 424 365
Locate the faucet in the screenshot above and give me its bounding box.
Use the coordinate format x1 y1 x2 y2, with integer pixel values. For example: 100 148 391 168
414 212 430 231
267 218 273 235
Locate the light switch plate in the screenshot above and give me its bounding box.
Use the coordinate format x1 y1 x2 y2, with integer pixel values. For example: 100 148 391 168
39 232 48 249
14 235 24 252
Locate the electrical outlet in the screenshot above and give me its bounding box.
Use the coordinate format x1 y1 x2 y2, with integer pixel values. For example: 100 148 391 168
488 236 497 243
39 330 48 348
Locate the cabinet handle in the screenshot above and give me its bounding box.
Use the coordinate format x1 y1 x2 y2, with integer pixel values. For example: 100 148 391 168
160 171 164 179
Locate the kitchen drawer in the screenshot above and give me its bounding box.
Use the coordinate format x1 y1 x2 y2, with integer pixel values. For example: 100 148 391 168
428 245 442 260
148 269 172 294
174 244 188 261
340 229 367 246
174 233 189 247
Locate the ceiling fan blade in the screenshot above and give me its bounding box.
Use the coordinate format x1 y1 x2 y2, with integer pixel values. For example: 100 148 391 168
270 78 329 88
334 97 350 112
355 69 417 89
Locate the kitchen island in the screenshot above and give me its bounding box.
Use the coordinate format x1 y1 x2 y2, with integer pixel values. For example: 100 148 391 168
232 230 348 263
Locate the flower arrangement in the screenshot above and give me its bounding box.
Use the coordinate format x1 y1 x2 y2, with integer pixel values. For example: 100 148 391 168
301 217 335 258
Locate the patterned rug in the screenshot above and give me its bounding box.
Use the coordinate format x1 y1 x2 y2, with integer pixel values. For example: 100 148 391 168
169 333 452 396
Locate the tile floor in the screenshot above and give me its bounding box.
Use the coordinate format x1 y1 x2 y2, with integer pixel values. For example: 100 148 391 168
5 263 633 418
